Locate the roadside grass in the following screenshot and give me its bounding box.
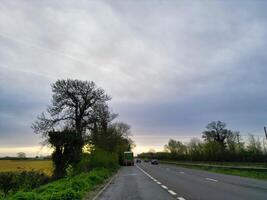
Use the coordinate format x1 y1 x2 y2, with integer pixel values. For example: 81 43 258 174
161 161 267 180
4 168 114 200
0 160 53 176
173 161 267 168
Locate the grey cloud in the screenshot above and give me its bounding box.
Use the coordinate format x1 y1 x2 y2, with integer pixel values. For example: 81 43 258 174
1 0 267 151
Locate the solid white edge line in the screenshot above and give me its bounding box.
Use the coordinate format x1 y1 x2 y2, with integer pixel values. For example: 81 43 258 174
92 172 117 200
205 178 218 182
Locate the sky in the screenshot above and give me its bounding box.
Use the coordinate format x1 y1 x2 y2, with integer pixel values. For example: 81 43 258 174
1 0 267 156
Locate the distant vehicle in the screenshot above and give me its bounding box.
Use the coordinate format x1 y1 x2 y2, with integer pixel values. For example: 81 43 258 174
123 151 134 166
151 159 159 165
136 159 141 163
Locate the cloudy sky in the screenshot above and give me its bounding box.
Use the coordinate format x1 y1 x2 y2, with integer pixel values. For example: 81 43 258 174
1 0 267 156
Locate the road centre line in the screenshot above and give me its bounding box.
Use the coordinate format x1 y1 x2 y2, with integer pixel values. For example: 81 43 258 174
205 177 218 182
161 185 168 189
136 165 186 200
168 190 177 195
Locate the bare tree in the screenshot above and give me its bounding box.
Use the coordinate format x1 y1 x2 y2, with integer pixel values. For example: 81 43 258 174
32 79 111 136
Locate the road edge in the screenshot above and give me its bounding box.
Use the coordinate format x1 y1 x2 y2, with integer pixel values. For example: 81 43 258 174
90 170 118 200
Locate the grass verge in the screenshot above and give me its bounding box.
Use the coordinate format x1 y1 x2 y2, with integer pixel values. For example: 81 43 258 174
161 161 267 180
3 168 115 200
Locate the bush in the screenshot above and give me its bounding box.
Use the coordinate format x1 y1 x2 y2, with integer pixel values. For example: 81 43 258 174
74 148 119 174
0 171 50 196
6 168 113 200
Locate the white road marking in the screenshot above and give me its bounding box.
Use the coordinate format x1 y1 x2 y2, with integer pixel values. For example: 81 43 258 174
168 190 177 195
136 165 180 198
166 168 170 171
161 185 168 189
205 178 218 182
122 173 139 176
92 173 117 200
179 172 185 174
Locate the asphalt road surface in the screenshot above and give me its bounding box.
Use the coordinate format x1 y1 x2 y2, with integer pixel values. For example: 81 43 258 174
97 162 267 200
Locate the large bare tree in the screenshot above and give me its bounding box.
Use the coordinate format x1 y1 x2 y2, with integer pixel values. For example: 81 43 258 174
32 79 110 136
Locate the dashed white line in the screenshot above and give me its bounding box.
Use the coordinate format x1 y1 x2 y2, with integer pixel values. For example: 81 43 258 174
205 178 218 182
161 185 168 189
168 190 177 195
136 165 186 200
179 171 185 174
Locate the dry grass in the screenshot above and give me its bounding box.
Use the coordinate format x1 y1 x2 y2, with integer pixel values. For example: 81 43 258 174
0 160 53 176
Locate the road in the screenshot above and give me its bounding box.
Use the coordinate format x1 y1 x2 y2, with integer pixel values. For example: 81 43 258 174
97 162 267 200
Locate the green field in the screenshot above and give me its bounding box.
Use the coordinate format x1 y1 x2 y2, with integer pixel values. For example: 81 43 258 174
0 160 53 176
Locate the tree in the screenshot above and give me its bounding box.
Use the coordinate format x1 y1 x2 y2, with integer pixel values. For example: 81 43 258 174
32 79 110 136
188 138 203 160
247 134 262 155
164 139 187 157
202 121 234 147
226 131 244 153
17 152 26 159
32 79 111 177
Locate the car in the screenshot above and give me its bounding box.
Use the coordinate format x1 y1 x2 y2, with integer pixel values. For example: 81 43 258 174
136 159 142 163
151 159 159 165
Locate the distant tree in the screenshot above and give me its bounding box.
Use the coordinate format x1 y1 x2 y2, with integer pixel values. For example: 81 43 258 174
17 152 26 158
164 139 186 156
188 138 203 160
226 131 244 153
246 134 262 155
202 121 234 148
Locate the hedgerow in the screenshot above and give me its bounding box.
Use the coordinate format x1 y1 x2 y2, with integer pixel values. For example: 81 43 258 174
5 168 112 200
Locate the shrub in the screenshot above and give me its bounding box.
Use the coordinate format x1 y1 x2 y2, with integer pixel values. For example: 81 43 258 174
6 168 113 200
74 148 119 174
0 171 50 196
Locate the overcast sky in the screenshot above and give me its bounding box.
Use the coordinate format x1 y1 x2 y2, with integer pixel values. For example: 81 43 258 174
1 0 267 156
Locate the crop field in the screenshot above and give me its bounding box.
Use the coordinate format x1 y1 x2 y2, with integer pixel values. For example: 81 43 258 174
0 160 53 176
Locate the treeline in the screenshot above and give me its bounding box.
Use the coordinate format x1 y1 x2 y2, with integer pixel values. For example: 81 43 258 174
139 121 267 162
